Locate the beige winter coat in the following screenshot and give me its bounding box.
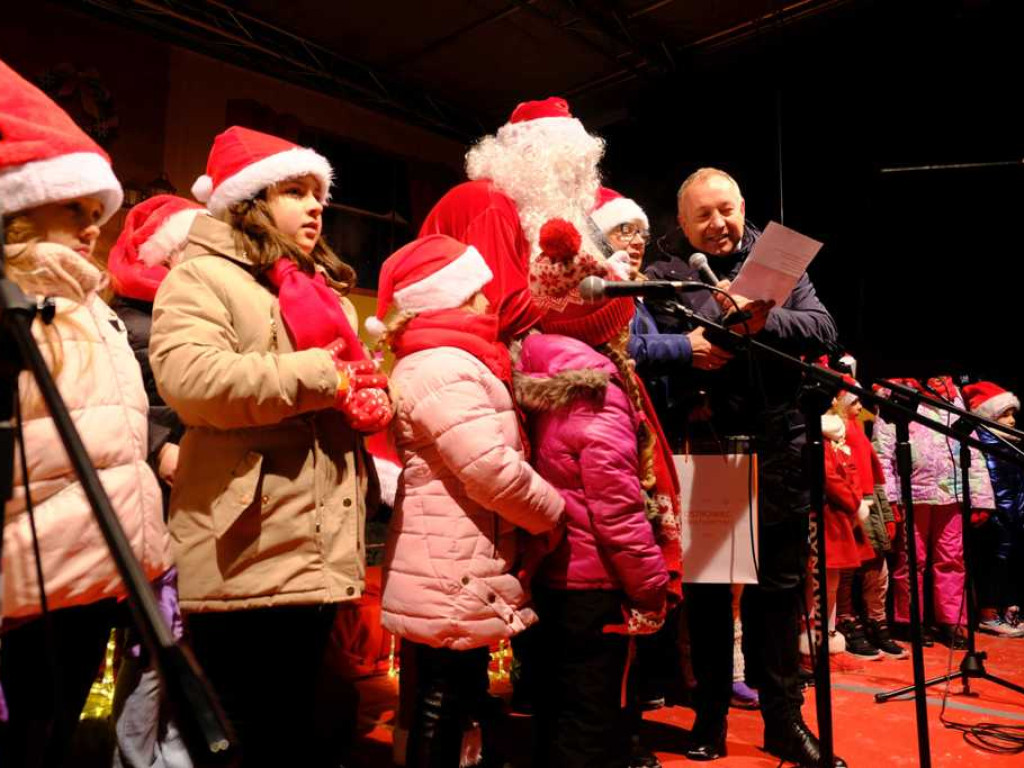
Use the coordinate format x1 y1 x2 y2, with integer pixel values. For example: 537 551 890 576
149 216 373 612
2 243 170 621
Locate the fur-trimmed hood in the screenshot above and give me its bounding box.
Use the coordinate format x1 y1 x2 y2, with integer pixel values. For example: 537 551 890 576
514 333 618 412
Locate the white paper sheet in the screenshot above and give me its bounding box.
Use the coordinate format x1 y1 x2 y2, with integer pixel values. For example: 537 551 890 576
728 221 823 306
676 453 758 584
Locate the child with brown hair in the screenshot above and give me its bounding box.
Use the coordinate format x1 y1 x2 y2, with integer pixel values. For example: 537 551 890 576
149 125 392 765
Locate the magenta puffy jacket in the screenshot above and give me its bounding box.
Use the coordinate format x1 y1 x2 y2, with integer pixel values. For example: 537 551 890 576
515 334 667 612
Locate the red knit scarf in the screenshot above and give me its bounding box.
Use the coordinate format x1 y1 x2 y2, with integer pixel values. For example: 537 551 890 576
266 258 365 360
635 375 684 603
393 309 511 384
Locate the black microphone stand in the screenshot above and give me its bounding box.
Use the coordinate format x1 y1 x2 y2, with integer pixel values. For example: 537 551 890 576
873 383 1024 703
1 209 237 765
660 300 1024 768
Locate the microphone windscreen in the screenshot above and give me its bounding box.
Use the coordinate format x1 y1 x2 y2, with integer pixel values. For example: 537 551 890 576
578 275 606 301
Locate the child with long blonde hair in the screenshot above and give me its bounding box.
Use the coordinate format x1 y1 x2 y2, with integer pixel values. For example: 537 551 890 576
0 58 170 765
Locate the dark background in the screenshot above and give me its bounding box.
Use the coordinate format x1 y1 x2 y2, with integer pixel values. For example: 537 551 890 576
599 0 1023 395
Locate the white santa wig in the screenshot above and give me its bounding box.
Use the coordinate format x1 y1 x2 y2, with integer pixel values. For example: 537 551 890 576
466 117 605 254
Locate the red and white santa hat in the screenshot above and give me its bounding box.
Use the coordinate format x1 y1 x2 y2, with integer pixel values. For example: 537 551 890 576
0 59 123 224
108 195 207 302
191 126 333 216
590 186 649 235
835 374 861 411
963 381 1019 422
366 234 493 337
495 96 590 146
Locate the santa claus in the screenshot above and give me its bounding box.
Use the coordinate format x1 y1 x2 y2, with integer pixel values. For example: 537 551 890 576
417 96 612 340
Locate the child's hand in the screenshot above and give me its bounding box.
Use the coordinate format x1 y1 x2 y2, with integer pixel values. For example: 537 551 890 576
340 387 393 433
602 603 666 636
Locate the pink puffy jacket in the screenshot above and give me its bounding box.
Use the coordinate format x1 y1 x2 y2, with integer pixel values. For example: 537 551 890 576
381 347 564 650
3 243 170 621
515 334 668 612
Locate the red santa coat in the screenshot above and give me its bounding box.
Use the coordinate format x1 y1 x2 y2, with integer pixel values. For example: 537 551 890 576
419 179 543 340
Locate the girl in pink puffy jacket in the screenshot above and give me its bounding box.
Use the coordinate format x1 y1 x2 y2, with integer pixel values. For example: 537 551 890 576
515 221 670 768
374 235 565 768
0 60 170 764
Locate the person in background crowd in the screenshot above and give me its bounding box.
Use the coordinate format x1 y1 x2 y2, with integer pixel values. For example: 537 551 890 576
829 377 905 658
964 381 1024 638
107 195 208 768
873 376 996 650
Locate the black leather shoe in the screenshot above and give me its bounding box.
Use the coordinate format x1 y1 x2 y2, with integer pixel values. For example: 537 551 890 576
685 721 727 761
764 719 847 767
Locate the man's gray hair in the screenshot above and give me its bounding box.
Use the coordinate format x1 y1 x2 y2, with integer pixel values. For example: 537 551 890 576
676 167 742 204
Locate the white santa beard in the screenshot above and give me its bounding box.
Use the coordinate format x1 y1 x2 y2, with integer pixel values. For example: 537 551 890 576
467 131 605 254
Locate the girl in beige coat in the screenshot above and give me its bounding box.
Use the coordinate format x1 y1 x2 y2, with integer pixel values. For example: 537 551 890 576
149 126 392 766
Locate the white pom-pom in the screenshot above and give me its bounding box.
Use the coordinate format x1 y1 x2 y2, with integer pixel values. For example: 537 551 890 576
191 174 213 203
365 315 387 339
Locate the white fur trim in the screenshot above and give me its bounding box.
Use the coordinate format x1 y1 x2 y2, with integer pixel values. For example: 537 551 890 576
203 148 333 215
974 391 1020 422
364 315 387 339
392 246 493 314
372 457 401 509
138 208 207 267
496 115 590 147
191 174 213 203
821 413 845 441
0 151 123 224
591 197 648 233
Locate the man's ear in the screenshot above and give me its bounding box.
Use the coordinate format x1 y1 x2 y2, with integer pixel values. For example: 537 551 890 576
740 198 746 216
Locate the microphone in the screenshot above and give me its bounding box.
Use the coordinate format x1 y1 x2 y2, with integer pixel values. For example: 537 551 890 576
688 252 719 286
688 251 754 327
578 275 705 301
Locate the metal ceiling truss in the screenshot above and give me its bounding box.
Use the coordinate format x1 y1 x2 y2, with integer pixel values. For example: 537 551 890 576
62 0 487 140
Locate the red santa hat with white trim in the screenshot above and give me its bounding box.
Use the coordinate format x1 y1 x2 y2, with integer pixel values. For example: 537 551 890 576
108 194 207 303
495 96 591 147
963 381 1020 422
0 58 123 223
590 186 649 234
366 234 494 338
191 126 333 216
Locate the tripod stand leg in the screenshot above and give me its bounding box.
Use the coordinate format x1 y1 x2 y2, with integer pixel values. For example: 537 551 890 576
874 671 964 703
982 673 1024 697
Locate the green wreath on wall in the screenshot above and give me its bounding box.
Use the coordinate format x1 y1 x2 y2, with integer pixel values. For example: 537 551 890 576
37 63 119 146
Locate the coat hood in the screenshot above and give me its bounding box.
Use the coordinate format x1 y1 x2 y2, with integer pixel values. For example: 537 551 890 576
514 333 615 412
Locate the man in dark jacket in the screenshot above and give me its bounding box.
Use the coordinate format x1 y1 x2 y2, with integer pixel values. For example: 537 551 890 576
645 168 841 767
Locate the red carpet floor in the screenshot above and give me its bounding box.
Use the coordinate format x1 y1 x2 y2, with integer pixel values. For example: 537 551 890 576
352 633 1024 767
